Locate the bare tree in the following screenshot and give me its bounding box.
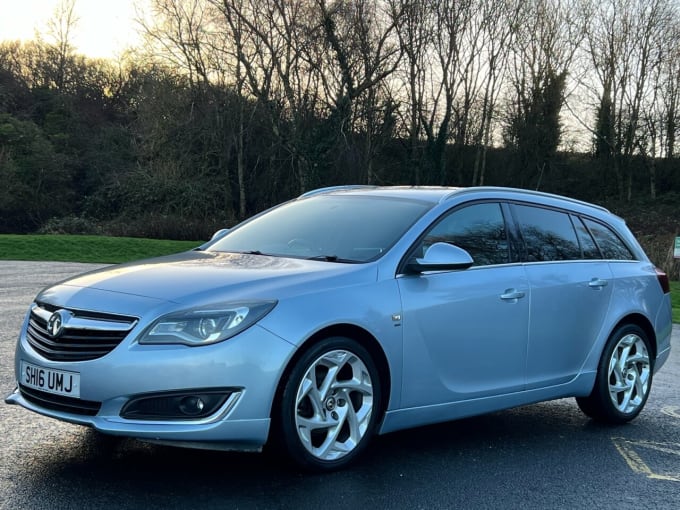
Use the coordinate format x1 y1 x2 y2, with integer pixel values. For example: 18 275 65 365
316 0 404 183
393 0 519 186
214 0 328 194
657 8 680 159
393 0 431 184
586 0 673 199
470 0 521 186
135 1 243 218
503 0 586 189
17 0 83 92
417 0 478 184
45 0 80 91
138 0 215 88
636 2 679 197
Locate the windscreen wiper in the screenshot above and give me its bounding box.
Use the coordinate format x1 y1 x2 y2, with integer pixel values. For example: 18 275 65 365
306 255 358 263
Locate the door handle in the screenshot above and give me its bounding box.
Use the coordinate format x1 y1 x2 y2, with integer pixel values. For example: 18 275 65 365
588 278 608 289
500 289 526 301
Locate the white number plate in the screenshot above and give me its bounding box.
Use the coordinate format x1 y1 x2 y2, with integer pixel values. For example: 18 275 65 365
21 361 80 398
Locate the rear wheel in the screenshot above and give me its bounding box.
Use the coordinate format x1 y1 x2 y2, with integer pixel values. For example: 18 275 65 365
576 324 653 423
277 337 381 471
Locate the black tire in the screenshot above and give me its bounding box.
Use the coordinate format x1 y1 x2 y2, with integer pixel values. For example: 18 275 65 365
275 336 381 471
576 324 653 424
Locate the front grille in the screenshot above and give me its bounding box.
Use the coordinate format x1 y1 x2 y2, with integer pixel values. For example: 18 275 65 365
19 384 101 416
27 303 138 362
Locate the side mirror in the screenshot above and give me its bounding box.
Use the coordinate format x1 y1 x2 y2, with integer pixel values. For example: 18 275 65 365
194 228 231 251
406 242 474 273
210 228 231 241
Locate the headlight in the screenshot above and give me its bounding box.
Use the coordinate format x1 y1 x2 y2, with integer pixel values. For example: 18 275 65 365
139 301 277 346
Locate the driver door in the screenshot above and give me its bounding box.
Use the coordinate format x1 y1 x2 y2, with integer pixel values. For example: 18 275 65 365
397 202 530 407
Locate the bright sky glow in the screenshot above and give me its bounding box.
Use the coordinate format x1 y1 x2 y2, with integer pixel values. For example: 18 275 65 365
0 0 143 59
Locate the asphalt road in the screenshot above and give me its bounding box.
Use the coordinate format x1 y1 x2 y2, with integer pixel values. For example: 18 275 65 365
1 261 679 510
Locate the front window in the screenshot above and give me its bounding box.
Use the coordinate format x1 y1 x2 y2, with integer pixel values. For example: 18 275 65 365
208 195 431 262
418 202 510 266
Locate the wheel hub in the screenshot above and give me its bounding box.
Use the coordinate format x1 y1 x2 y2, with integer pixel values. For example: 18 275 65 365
325 396 336 411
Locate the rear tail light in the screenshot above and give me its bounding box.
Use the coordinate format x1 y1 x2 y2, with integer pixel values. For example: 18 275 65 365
655 267 670 294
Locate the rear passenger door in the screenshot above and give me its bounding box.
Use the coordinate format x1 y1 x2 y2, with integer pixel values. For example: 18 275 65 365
511 204 614 389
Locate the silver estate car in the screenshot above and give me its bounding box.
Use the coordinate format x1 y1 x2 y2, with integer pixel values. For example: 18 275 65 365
6 186 673 471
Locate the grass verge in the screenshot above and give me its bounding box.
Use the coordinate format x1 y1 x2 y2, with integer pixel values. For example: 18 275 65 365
0 235 200 264
671 281 680 324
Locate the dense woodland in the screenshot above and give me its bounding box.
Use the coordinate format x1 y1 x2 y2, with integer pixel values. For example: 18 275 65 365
0 0 679 275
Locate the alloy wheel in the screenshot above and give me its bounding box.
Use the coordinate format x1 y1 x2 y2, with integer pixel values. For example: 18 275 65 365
294 349 374 461
607 333 651 414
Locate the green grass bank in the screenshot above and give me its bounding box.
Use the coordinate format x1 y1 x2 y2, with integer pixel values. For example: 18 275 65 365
671 281 680 324
0 234 200 264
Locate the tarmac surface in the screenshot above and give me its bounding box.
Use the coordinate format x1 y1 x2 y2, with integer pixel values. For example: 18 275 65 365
1 261 679 509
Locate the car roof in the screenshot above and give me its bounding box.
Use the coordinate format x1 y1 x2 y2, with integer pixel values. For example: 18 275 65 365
300 185 463 204
300 185 612 214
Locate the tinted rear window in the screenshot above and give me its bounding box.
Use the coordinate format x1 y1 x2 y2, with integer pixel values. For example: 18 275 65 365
574 217 601 259
513 204 581 262
582 218 634 260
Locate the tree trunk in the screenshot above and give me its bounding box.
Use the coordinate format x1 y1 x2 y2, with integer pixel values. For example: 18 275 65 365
237 127 246 218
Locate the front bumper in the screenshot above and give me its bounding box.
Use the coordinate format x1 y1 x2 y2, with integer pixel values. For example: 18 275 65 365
7 323 296 451
5 387 269 450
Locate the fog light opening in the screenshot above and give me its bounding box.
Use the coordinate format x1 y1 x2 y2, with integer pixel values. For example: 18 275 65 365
120 389 234 420
179 396 206 416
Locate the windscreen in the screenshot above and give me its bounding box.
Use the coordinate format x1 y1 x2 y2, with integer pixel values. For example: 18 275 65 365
208 195 431 262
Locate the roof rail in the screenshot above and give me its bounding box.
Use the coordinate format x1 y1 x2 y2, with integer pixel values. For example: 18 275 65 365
442 186 611 214
298 185 378 198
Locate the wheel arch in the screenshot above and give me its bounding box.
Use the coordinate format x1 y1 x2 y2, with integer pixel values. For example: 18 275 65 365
609 313 657 360
269 323 392 434
576 313 656 423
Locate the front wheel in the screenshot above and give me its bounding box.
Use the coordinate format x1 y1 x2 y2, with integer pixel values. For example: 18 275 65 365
276 337 381 471
576 324 653 424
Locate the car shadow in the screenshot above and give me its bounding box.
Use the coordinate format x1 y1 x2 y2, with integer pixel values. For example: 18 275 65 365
8 398 644 509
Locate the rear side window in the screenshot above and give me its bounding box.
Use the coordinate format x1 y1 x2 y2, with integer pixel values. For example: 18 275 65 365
573 217 601 259
513 204 580 262
422 202 509 266
582 218 635 260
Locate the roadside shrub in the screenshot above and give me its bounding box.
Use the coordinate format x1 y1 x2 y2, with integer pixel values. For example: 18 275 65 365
101 212 231 241
39 215 103 235
635 234 680 281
